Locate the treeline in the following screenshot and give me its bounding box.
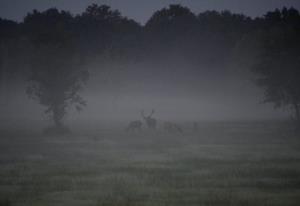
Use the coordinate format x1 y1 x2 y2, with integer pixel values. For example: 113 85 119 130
0 4 300 131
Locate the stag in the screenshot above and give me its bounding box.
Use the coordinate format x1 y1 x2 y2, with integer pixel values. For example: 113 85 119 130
126 120 142 132
141 109 157 130
163 121 183 134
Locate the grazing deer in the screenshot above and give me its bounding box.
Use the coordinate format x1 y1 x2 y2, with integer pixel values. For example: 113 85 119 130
126 120 142 132
141 109 157 130
163 121 183 134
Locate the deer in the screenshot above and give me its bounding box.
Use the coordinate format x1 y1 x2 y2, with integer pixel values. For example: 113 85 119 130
141 109 157 130
163 121 183 134
126 120 142 132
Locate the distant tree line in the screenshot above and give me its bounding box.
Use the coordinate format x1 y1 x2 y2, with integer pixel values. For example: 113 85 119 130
0 4 300 132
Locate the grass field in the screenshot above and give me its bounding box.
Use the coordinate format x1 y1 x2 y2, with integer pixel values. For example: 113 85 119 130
0 121 300 206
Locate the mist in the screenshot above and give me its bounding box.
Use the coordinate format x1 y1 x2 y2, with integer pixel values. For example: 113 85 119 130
1 2 300 206
0 49 288 129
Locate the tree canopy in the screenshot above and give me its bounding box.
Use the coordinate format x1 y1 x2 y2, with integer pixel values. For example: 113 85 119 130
1 4 300 130
251 8 300 123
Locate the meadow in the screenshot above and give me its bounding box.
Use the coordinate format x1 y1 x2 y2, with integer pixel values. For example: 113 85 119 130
0 121 299 206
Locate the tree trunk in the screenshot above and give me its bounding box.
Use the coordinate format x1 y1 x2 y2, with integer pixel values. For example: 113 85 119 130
52 105 68 134
53 108 63 128
44 105 69 135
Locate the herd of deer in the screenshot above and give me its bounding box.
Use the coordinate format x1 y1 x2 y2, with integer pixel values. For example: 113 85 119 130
126 109 198 134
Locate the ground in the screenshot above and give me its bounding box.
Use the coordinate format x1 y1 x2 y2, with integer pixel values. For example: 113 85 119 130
0 121 300 206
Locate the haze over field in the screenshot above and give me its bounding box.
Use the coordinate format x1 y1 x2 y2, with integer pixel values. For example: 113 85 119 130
1 1 300 205
1 1 296 125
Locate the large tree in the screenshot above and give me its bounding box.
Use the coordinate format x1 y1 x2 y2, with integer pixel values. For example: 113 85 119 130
24 9 89 133
252 8 300 125
75 4 141 60
0 18 21 96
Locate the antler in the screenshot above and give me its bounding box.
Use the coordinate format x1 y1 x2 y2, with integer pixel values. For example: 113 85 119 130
149 109 155 117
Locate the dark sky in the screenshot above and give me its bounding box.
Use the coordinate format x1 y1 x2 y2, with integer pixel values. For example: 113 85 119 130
1 0 300 24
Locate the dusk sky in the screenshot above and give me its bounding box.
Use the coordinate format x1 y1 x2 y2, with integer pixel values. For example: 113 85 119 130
1 0 300 24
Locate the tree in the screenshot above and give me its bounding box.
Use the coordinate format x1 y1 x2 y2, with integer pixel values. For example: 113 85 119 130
24 9 89 133
144 4 198 51
75 4 141 59
252 8 300 126
0 18 19 95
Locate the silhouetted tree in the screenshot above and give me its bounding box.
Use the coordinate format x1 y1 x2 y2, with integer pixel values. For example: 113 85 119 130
0 18 25 100
146 4 198 32
252 8 300 126
0 19 14 91
1 4 300 131
75 4 141 60
145 4 198 54
24 9 89 133
144 5 251 70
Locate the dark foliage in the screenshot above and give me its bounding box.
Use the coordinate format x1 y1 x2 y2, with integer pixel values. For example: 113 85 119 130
1 4 300 130
23 8 89 132
252 8 300 125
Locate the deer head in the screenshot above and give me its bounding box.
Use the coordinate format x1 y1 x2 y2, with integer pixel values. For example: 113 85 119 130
141 109 157 129
141 109 154 119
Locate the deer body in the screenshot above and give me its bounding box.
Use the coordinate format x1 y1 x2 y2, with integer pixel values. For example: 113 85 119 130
126 120 142 132
163 121 183 133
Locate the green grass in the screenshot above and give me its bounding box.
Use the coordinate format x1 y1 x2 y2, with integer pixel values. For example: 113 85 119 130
0 121 299 205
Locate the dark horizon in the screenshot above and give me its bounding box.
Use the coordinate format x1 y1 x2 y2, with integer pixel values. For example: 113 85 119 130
1 0 300 24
